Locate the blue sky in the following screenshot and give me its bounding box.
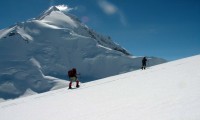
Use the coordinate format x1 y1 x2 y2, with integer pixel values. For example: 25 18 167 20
0 0 199 60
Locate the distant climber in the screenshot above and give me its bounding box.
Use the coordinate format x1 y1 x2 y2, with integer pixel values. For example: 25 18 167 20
68 68 80 89
141 57 147 70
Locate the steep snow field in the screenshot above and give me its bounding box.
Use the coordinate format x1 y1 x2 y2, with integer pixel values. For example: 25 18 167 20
0 55 199 120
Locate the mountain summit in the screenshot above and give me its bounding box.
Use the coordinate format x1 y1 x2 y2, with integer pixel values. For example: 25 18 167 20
0 6 166 100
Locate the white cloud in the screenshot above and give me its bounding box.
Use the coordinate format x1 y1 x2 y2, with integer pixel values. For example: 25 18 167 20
98 0 127 26
56 5 73 12
98 0 117 15
119 11 127 26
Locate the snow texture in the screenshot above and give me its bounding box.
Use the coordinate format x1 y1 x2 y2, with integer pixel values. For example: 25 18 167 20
0 6 166 100
0 55 199 120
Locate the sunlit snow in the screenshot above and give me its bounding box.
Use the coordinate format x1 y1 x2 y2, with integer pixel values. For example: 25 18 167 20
0 55 199 120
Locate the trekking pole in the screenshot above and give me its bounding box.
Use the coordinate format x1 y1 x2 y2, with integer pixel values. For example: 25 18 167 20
147 58 151 69
77 73 81 82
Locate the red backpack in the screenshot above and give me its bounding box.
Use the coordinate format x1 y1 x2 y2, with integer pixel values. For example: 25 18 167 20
72 68 77 75
68 70 73 77
68 68 77 77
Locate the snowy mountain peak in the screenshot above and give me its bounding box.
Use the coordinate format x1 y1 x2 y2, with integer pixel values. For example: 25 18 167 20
49 6 60 11
36 6 132 55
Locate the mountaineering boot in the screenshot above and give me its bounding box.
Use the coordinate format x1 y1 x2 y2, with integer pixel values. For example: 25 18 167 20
141 66 143 70
76 81 80 88
69 82 72 89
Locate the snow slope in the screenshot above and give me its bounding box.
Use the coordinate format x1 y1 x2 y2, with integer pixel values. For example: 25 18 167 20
0 6 166 100
0 55 199 120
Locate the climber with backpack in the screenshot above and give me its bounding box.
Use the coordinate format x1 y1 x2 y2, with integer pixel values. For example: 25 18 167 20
141 57 147 70
68 68 80 89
